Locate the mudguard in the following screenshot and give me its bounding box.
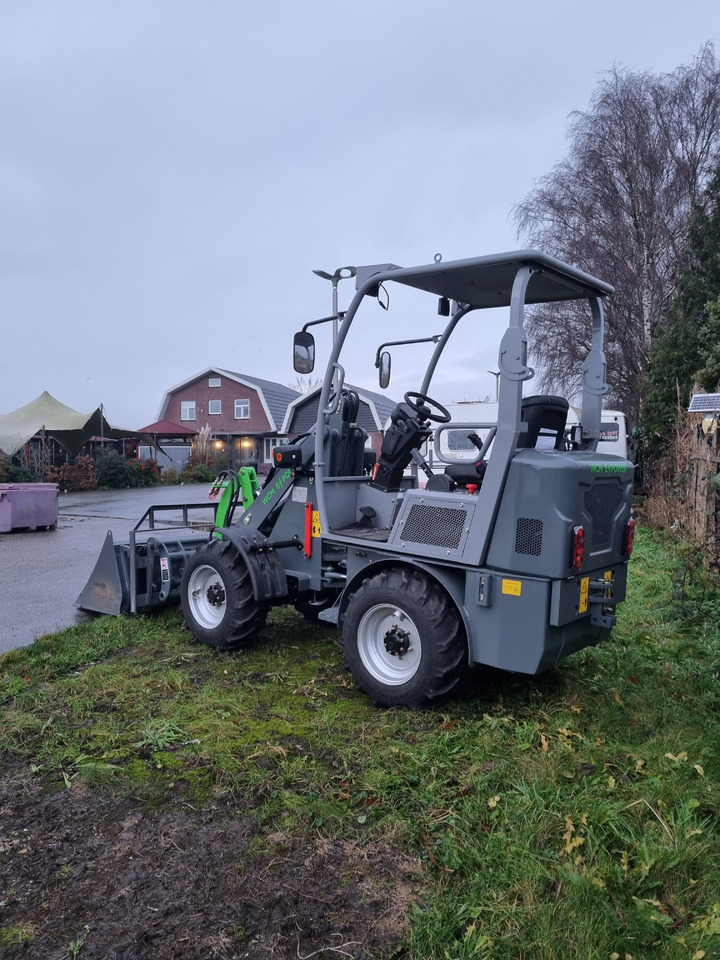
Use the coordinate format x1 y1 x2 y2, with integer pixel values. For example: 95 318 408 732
214 526 288 602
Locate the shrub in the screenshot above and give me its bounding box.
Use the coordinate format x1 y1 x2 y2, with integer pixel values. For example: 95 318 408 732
95 449 133 488
0 457 34 483
127 458 159 487
43 456 96 491
191 464 215 483
161 467 179 485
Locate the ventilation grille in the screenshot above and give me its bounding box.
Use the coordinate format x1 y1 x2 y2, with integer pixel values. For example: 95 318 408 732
400 504 466 550
515 517 544 556
584 482 624 546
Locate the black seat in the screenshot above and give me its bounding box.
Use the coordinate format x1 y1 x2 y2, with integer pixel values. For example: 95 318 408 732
518 395 569 449
426 458 486 492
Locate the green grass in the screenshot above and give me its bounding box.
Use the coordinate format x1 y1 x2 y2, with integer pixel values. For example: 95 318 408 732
1 526 719 959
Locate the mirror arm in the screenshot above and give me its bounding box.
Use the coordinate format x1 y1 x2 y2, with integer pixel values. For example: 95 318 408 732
302 313 345 334
374 334 442 368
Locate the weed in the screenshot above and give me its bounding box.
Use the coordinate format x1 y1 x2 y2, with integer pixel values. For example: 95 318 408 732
0 925 35 946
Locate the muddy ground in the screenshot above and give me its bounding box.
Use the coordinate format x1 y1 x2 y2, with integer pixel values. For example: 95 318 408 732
0 771 423 959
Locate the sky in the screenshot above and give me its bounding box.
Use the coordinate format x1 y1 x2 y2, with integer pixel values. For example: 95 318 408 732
1 0 718 430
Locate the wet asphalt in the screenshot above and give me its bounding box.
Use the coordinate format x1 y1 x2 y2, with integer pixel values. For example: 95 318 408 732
0 484 214 654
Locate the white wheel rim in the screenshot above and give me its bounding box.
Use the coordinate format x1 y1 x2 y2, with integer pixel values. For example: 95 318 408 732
187 563 226 629
356 602 421 685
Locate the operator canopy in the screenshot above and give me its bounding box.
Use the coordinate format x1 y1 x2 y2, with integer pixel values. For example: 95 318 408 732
354 249 614 308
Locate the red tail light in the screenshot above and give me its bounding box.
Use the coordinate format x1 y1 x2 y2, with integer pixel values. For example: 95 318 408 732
570 525 585 571
623 517 636 557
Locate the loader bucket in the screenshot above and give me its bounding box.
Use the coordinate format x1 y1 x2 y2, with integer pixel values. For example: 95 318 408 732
75 531 132 615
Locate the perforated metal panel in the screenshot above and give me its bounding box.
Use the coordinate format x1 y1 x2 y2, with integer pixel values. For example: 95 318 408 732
584 482 624 546
400 504 467 549
515 517 543 556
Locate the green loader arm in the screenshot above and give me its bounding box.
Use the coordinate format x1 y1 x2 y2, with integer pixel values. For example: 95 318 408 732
210 467 258 532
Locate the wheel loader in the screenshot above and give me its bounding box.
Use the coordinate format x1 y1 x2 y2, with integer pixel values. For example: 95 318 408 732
77 250 635 708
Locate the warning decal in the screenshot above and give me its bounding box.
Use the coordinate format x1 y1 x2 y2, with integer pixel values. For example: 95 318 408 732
311 511 322 537
501 579 522 597
579 576 589 613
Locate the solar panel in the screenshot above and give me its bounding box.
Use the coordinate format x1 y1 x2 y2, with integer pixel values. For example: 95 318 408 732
688 393 720 412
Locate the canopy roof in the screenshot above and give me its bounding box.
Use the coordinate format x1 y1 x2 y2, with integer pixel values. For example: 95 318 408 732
354 249 614 309
0 391 157 458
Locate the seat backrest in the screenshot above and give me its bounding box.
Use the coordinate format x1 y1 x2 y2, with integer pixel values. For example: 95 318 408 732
518 395 569 450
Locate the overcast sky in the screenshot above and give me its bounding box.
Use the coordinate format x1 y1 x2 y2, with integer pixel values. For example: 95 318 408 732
1 1 717 429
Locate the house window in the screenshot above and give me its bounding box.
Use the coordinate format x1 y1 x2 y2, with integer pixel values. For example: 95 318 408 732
208 400 222 415
234 398 250 419
263 438 275 462
208 377 221 387
181 401 196 421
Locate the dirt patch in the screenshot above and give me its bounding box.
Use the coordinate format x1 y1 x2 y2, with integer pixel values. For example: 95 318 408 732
0 774 423 959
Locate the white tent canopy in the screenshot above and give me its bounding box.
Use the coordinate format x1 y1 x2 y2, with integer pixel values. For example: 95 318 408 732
0 391 155 458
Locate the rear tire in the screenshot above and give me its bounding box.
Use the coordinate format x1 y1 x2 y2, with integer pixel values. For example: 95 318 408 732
342 568 467 708
180 538 268 650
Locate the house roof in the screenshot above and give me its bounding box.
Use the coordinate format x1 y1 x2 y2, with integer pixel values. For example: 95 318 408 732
216 369 300 431
157 368 300 432
282 384 398 435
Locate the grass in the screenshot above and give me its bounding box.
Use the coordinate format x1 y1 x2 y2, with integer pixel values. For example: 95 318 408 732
1 526 719 959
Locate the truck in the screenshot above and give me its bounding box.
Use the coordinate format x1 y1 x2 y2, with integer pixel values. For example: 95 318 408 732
434 403 631 462
77 250 636 708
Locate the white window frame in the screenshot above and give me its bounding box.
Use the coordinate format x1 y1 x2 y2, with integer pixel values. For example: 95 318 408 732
263 438 275 462
208 399 222 415
208 377 221 388
180 401 196 421
234 398 250 420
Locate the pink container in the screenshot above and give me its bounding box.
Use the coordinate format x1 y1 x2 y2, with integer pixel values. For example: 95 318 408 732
0 483 59 532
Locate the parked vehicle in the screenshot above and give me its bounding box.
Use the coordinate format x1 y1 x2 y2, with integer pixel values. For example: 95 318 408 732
434 403 631 462
78 250 635 708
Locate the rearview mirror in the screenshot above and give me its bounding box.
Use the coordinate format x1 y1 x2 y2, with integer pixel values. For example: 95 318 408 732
293 331 315 374
378 351 391 389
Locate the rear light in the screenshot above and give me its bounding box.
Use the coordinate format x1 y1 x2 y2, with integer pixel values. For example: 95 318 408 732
570 525 585 571
623 516 636 557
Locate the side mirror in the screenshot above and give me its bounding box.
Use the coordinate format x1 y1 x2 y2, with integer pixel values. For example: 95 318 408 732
293 331 315 374
378 351 391 389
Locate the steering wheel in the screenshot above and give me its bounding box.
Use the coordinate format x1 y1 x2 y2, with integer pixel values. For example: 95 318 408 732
404 391 451 424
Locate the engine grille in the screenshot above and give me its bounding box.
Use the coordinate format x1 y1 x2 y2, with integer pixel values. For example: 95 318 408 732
584 482 624 546
515 517 544 556
400 504 467 550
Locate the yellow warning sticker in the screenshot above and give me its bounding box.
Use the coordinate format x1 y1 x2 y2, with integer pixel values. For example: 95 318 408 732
579 576 589 614
311 511 322 538
501 579 522 597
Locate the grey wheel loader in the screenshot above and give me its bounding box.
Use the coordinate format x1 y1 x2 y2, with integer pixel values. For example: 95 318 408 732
78 250 635 708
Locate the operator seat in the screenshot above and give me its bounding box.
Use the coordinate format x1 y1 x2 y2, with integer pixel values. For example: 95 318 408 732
329 390 368 477
518 395 569 449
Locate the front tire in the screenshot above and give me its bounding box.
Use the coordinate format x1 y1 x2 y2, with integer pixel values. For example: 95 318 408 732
342 568 467 708
180 538 268 650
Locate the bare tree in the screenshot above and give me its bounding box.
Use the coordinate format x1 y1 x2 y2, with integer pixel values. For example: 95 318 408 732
289 375 322 394
513 44 720 422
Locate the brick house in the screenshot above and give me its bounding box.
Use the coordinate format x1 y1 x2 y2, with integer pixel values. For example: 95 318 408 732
156 368 300 474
